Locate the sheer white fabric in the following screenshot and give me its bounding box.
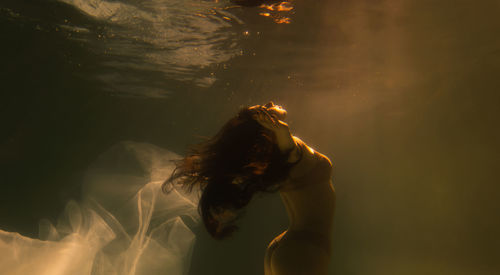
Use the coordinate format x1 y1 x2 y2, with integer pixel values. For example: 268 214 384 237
0 141 200 275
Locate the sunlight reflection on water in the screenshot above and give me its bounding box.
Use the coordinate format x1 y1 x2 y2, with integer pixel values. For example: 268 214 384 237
58 0 245 97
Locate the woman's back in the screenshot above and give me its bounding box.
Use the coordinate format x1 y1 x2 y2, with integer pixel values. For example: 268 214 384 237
265 137 335 275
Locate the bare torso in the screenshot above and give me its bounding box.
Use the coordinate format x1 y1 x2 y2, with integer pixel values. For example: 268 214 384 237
264 137 336 275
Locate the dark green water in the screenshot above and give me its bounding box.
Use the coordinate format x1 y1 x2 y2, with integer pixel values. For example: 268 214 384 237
1 0 499 274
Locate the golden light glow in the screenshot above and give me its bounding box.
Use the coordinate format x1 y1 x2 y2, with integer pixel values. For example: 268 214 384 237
275 17 290 24
260 2 294 12
258 2 294 24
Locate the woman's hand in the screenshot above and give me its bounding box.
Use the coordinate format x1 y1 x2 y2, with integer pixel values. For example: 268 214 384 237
252 107 300 163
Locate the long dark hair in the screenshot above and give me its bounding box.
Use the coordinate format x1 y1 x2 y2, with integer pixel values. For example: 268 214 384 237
163 107 292 239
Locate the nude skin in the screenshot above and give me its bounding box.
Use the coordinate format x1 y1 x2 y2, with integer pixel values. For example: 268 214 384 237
251 102 336 275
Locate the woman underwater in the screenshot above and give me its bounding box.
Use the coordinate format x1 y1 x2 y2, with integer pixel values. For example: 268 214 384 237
0 102 334 275
165 102 336 275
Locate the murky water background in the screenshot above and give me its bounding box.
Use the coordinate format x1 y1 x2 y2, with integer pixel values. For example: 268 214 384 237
1 0 499 274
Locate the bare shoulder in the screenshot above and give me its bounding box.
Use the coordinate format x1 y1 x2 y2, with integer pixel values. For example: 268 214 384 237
289 137 333 183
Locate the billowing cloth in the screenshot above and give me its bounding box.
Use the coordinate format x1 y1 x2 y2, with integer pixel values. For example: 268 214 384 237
0 141 200 275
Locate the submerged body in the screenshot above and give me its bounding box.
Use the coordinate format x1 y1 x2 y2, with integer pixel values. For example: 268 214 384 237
163 101 335 274
264 137 335 275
